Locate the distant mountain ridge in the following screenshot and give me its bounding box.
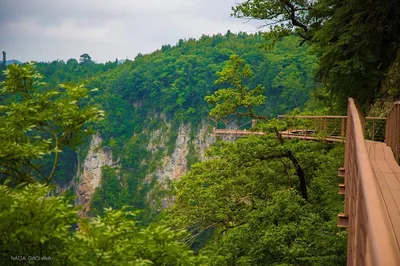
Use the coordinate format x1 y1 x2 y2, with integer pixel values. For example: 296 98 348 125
1 59 23 66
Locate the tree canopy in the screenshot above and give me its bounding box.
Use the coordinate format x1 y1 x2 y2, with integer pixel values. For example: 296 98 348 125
232 0 400 109
164 51 347 265
0 183 202 265
165 135 346 265
0 63 103 185
205 54 266 122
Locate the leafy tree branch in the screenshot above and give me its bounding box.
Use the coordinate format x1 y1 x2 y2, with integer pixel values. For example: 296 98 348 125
0 63 104 185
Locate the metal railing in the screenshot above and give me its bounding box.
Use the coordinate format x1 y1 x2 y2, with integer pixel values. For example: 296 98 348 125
277 115 386 141
213 128 265 137
340 98 400 266
385 102 400 163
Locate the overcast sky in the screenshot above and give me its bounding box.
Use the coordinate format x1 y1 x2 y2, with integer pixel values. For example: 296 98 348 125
0 0 262 63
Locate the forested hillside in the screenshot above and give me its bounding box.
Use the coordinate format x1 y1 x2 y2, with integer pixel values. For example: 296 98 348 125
27 33 320 222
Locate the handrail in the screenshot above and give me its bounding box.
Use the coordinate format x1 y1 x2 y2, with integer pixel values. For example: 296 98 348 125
343 98 400 266
214 114 387 141
277 115 386 120
277 115 386 141
385 102 400 163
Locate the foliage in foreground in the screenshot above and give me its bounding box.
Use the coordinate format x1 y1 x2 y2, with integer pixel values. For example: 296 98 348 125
0 183 201 265
0 64 103 186
166 136 347 265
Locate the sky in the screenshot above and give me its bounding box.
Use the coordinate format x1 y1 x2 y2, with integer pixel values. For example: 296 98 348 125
0 0 263 63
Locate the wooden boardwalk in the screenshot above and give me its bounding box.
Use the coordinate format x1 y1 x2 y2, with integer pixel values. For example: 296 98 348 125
213 99 400 265
367 141 400 251
339 100 400 266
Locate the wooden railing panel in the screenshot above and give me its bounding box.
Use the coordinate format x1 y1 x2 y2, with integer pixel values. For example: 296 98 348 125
343 98 400 266
385 102 400 163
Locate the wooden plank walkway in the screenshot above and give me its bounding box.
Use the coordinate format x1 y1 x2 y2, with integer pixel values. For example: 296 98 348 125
367 141 400 251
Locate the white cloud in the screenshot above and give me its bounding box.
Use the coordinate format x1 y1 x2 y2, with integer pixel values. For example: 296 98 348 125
0 0 262 62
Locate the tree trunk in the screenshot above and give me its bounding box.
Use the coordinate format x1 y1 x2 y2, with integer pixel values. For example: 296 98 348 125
274 128 308 201
2 51 6 69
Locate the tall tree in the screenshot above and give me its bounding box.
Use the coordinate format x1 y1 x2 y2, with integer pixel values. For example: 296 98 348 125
206 54 308 200
232 0 326 45
79 53 93 65
232 0 400 108
205 54 266 122
313 0 400 108
0 63 104 185
166 137 346 265
1 51 6 69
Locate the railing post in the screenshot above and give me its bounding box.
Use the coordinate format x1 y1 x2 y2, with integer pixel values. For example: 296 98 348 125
341 117 345 137
397 104 399 163
372 119 375 141
385 102 400 163
396 104 400 163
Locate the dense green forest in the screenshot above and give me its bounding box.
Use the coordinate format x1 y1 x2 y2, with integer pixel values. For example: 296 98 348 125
28 33 320 223
1 0 400 264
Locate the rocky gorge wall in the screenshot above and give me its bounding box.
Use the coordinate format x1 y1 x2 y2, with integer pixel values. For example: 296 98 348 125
145 120 215 185
76 133 114 214
75 118 216 214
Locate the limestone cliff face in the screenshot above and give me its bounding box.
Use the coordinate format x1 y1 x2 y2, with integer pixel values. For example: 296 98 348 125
152 123 191 184
74 119 215 212
76 133 113 214
194 121 215 161
145 120 215 209
147 120 215 184
147 115 170 154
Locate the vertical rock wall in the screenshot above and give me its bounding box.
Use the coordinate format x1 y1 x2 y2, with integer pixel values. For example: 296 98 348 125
76 133 113 214
194 121 215 160
74 119 216 213
146 120 215 184
151 123 190 184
